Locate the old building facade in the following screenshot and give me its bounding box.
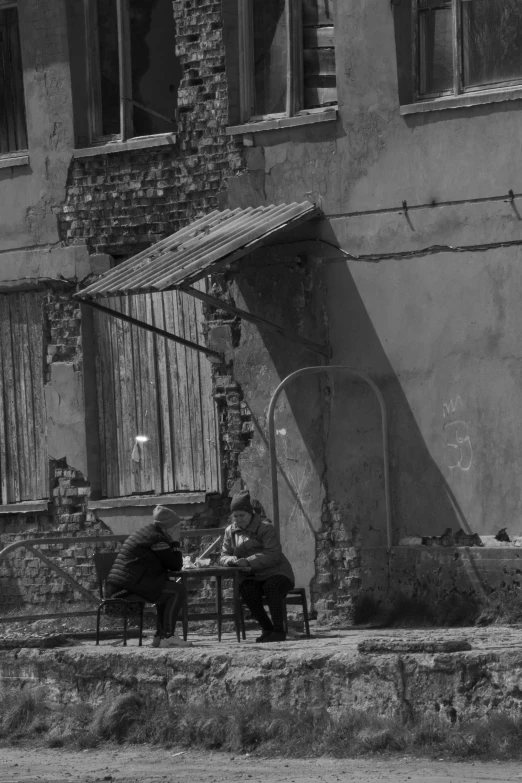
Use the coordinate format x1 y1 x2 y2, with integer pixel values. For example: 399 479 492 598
2 0 522 620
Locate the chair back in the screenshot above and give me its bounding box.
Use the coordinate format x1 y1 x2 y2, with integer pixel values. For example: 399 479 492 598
93 551 118 599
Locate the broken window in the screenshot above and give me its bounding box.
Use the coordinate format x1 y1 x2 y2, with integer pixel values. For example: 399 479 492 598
414 0 522 100
0 3 28 154
239 0 337 122
85 0 181 142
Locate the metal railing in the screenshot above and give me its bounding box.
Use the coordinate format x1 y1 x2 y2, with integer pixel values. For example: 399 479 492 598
0 528 225 624
268 366 392 547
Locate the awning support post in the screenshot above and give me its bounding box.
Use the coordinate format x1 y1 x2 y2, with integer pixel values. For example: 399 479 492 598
77 297 223 361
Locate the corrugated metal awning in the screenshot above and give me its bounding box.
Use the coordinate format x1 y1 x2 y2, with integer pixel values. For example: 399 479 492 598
77 201 318 299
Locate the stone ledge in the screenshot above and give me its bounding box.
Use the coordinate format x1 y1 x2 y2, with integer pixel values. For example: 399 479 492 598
4 627 522 722
0 154 30 170
0 501 49 515
73 134 177 158
227 108 337 136
88 493 207 510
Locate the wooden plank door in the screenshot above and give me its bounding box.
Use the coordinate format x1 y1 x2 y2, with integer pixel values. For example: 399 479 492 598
93 288 221 497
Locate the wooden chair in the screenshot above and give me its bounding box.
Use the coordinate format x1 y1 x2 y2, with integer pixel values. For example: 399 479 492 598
239 586 311 639
94 551 149 647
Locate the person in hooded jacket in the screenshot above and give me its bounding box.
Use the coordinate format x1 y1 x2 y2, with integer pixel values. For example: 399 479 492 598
220 490 295 642
106 504 192 648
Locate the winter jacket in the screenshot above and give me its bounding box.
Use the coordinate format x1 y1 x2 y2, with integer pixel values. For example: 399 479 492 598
106 522 183 603
220 514 295 584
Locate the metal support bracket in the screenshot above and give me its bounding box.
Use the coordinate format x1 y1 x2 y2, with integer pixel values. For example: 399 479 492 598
77 297 223 361
180 285 330 358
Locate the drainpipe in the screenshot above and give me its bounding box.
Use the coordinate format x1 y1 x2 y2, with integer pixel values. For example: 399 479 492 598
267 366 392 548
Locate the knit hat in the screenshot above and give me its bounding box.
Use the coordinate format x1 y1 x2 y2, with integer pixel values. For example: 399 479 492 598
230 490 254 515
153 505 180 526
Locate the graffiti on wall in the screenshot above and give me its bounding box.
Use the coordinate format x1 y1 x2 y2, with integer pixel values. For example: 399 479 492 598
443 395 473 472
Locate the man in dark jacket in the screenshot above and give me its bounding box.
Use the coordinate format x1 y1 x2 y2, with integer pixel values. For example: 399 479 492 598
106 505 192 648
220 490 295 643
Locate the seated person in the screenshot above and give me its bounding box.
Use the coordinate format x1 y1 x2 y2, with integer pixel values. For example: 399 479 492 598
106 504 192 649
220 490 295 643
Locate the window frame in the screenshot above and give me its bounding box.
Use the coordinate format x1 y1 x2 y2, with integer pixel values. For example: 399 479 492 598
83 0 178 145
238 0 304 123
413 0 522 103
84 0 131 143
0 0 28 156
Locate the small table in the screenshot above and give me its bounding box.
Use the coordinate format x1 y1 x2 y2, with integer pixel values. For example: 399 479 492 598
176 566 246 643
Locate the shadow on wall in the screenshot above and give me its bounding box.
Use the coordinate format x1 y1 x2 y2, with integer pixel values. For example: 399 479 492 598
324 260 468 545
233 252 469 550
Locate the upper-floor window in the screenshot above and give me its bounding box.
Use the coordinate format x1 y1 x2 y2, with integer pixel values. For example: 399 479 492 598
238 0 337 123
84 0 182 143
414 0 522 100
0 2 27 154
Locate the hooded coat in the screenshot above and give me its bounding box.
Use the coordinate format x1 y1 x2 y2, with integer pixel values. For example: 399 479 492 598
220 514 295 584
106 522 182 602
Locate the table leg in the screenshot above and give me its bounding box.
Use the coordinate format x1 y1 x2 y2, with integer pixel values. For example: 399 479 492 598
181 575 189 641
216 575 223 642
232 574 241 643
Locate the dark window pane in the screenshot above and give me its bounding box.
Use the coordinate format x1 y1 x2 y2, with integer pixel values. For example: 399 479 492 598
96 0 120 136
253 0 287 116
130 0 181 137
0 8 28 154
462 0 522 88
419 7 454 95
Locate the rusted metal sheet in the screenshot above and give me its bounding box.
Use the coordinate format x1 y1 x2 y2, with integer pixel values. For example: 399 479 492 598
0 292 47 504
77 202 319 299
93 286 221 498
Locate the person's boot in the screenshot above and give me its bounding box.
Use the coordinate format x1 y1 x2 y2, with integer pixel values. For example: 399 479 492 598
152 633 193 648
260 629 286 643
256 627 274 643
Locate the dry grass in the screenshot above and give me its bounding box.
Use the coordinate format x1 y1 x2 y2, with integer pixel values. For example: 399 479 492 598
3 689 522 760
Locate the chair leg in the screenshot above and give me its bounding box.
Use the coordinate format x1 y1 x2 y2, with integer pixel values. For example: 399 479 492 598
123 614 128 647
182 592 189 642
283 600 288 634
216 575 223 642
232 576 241 643
96 605 102 646
240 600 246 640
301 591 311 638
138 605 144 647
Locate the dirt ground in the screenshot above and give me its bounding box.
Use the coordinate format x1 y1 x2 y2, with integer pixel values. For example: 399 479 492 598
1 747 522 783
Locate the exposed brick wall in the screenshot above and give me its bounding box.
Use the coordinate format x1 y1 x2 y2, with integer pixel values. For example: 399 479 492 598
312 501 362 624
45 290 83 374
0 291 102 608
59 0 244 257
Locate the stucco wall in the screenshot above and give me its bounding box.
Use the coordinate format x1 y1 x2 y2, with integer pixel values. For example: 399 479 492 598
228 249 329 590
0 0 73 253
222 0 522 606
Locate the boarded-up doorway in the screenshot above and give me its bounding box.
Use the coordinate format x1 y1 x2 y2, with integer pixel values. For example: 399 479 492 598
93 286 221 497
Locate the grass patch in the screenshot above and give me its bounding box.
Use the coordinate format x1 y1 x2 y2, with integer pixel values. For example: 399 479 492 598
3 690 522 760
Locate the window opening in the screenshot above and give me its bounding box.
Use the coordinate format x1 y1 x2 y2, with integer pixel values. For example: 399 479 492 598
86 0 181 143
302 0 337 109
239 0 337 123
0 4 27 154
414 0 522 100
461 0 522 89
253 1 288 116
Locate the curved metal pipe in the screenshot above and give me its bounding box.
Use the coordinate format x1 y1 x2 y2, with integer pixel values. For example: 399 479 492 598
267 366 392 548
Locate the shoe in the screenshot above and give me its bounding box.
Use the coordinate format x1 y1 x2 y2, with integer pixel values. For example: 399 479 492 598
152 634 193 648
260 630 286 643
255 629 274 643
